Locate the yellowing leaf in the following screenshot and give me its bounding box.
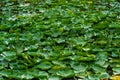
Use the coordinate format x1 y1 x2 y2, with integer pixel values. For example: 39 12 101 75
111 75 120 80
52 66 63 70
87 1 92 4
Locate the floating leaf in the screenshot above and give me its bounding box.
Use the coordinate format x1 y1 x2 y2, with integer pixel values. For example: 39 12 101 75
91 64 106 73
113 67 120 75
57 69 74 78
2 51 17 61
70 61 88 73
109 23 120 28
100 73 109 79
36 61 52 70
48 76 61 80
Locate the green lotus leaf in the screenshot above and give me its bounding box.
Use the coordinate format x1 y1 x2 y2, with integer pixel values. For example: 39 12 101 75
57 69 74 78
2 51 17 61
10 62 27 69
0 0 120 79
111 52 119 58
35 71 48 78
38 77 48 80
68 55 79 60
72 38 86 45
87 75 100 80
69 55 95 61
100 72 109 79
48 76 61 80
70 61 88 73
55 38 65 43
0 77 4 80
82 47 91 51
91 64 106 73
52 46 64 52
96 52 108 61
95 60 108 68
52 60 66 68
0 25 8 31
52 30 62 37
0 36 5 41
109 23 120 28
92 47 104 52
48 69 59 74
0 70 12 77
113 67 120 74
61 49 73 56
94 21 109 29
75 72 87 79
26 52 44 58
27 45 38 51
52 65 65 70
0 64 4 70
36 61 52 70
0 45 5 52
20 72 34 79
29 69 48 78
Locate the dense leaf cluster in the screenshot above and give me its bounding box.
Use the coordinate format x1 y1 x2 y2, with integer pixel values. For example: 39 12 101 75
0 0 120 80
